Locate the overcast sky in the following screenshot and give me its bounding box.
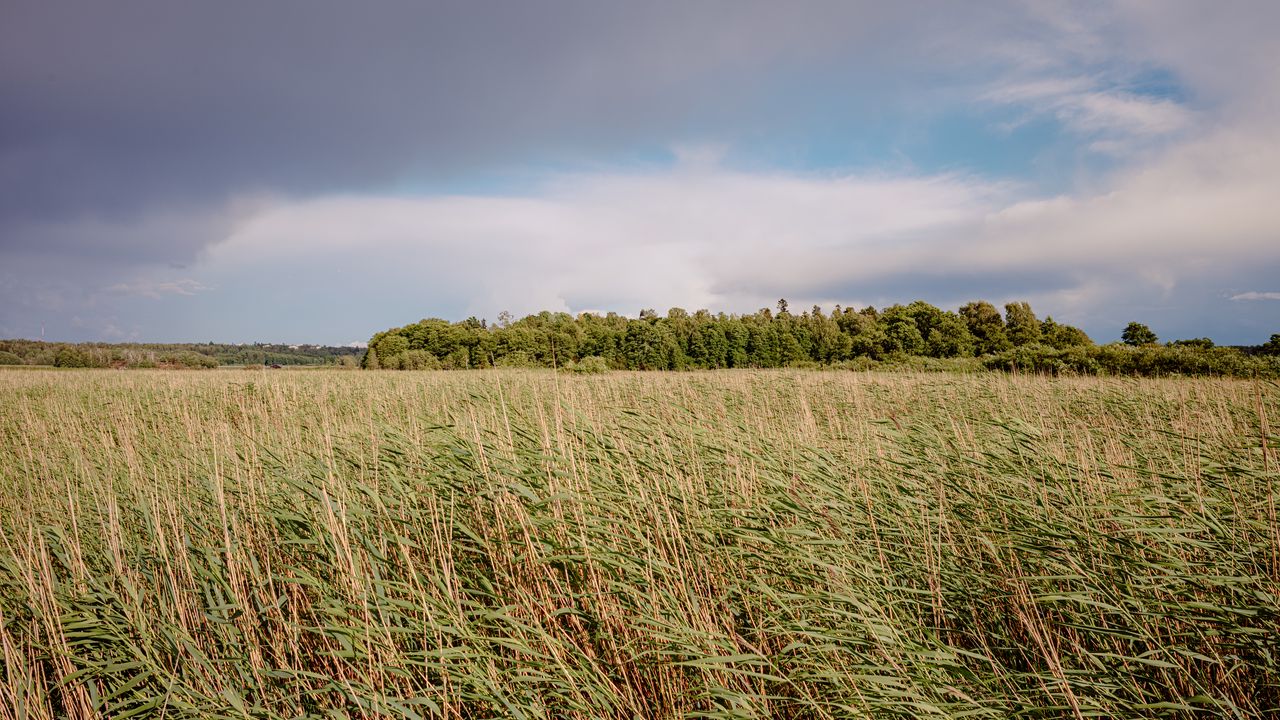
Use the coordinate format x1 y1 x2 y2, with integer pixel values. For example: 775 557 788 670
2 1 1278 345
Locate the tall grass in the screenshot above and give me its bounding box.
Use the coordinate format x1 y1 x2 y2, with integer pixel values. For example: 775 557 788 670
0 369 1276 718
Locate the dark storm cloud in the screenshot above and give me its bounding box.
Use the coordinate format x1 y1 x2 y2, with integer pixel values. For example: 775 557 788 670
3 1 1276 344
0 0 957 339
0 1 945 230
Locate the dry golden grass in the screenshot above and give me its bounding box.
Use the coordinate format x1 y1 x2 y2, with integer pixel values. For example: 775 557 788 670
0 368 1276 718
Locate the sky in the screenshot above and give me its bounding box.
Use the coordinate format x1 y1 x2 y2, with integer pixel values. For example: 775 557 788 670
2 1 1278 346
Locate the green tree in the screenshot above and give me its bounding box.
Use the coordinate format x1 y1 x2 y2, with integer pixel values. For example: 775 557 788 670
960 301 1012 354
772 322 807 365
689 322 729 368
926 312 975 358
1004 302 1041 346
807 307 851 362
363 347 380 369
1261 334 1280 356
879 306 926 356
723 319 750 367
1121 322 1158 346
1041 317 1092 349
835 308 887 358
622 321 679 370
54 347 91 368
375 334 410 365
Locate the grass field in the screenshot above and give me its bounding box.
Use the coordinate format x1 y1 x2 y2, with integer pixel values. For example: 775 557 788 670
0 368 1277 718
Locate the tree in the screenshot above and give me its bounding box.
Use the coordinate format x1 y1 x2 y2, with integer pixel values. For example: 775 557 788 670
1121 322 1158 346
54 347 91 368
806 308 851 362
1262 334 1280 356
879 306 925 356
1041 317 1092 349
960 301 1012 354
897 301 974 358
1004 302 1041 346
689 322 729 368
375 334 409 362
622 321 679 369
363 347 380 369
836 310 886 358
925 312 975 358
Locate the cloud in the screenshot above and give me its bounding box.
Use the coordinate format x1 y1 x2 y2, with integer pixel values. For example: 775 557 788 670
187 125 1280 342
105 278 212 299
0 1 936 227
196 165 1012 322
1230 292 1280 302
985 78 1192 140
2 1 1278 344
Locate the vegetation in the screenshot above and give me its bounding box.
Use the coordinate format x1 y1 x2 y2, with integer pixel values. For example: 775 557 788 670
984 342 1280 378
0 340 362 368
0 368 1276 717
1122 322 1160 346
363 301 1279 378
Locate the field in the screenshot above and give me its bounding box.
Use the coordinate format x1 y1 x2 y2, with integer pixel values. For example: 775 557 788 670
0 368 1277 718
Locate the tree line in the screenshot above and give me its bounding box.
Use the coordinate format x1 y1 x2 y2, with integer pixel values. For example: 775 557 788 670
0 340 363 368
363 300 1280 377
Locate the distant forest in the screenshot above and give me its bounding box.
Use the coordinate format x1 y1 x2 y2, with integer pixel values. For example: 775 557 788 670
0 340 362 369
3 301 1277 377
364 300 1280 377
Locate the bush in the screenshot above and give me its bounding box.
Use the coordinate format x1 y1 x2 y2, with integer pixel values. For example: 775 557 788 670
441 348 470 370
496 351 540 369
400 350 440 370
565 356 610 374
984 342 1280 378
54 347 92 368
0 351 23 365
158 351 219 369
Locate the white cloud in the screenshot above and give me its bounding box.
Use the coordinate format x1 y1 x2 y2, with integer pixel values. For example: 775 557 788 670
983 77 1192 144
1230 292 1280 301
194 116 1280 331
198 165 1015 320
105 278 212 299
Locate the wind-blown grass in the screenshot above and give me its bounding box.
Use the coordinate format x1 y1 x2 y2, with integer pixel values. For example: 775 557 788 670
0 369 1276 718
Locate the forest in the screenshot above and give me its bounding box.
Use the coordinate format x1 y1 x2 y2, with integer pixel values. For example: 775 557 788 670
364 300 1280 377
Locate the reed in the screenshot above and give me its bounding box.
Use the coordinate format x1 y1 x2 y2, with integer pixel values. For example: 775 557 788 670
0 369 1276 718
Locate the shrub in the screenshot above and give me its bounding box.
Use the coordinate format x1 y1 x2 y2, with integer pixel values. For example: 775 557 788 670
158 351 219 369
985 342 1280 378
496 351 540 368
565 355 610 374
0 351 23 365
400 350 440 370
441 348 470 370
54 347 92 368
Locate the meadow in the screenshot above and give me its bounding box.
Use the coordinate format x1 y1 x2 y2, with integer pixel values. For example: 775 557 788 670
0 368 1276 718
